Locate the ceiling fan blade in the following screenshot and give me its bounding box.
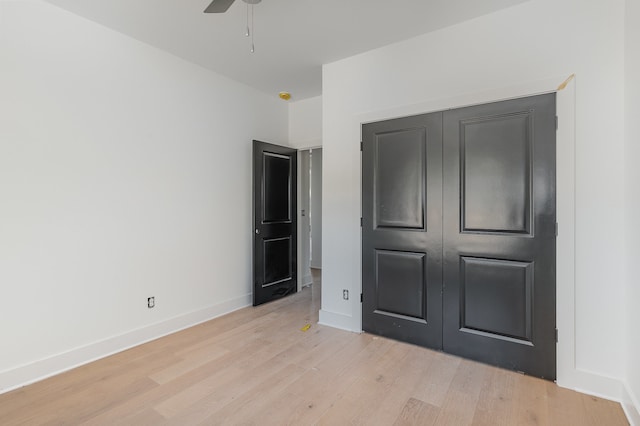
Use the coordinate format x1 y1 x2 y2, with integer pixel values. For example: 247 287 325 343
204 0 236 13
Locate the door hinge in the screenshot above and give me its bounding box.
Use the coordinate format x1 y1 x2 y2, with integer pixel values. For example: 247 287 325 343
555 222 558 236
555 116 558 130
360 141 363 151
360 217 363 227
360 293 363 303
555 328 558 342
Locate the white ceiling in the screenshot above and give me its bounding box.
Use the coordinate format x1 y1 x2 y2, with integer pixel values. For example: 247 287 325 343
44 0 526 101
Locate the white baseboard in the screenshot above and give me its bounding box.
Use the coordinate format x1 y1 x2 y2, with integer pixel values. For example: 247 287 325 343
318 309 355 332
301 274 313 287
622 383 640 426
558 368 626 401
0 293 251 394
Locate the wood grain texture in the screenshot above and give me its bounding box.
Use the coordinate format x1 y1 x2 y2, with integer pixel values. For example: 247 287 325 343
0 270 628 425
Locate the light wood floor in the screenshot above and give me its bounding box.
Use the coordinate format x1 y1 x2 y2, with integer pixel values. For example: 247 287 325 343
0 272 629 425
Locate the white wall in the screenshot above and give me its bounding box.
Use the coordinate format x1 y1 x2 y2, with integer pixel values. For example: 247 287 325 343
288 96 322 149
310 149 322 269
0 0 288 391
321 0 629 405
625 0 640 422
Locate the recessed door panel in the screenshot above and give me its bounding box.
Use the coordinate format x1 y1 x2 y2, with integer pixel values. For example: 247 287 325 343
375 129 426 230
263 153 291 224
461 112 532 235
375 250 426 320
263 237 292 286
460 256 533 343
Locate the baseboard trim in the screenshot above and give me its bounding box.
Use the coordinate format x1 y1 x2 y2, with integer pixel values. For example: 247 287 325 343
559 369 625 401
0 293 251 394
318 309 354 332
301 274 313 287
622 383 640 426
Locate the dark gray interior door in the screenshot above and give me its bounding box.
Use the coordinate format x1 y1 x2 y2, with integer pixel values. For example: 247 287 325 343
442 94 556 379
253 140 297 306
362 113 443 348
361 93 556 380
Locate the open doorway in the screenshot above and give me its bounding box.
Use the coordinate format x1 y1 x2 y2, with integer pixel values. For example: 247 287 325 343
298 148 322 290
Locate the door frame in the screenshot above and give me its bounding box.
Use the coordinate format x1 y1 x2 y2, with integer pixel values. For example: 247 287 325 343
296 145 322 292
353 75 578 388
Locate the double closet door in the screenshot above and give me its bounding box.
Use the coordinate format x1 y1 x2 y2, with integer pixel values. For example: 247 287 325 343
362 94 556 380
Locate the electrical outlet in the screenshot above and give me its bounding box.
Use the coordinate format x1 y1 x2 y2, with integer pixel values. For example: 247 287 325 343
343 289 349 300
148 297 155 308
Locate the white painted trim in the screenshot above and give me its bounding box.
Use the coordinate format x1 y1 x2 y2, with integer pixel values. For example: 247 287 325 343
318 309 354 332
554 76 577 390
296 149 304 292
301 274 313 288
623 383 640 426
297 148 314 292
623 404 640 426
0 293 251 394
357 76 572 126
565 368 626 400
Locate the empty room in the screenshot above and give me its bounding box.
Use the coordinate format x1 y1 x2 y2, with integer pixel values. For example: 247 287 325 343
1 0 639 424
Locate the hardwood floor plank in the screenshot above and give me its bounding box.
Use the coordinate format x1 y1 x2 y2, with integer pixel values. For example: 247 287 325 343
432 359 489 425
410 349 461 407
470 366 516 426
149 344 229 385
364 345 445 425
158 320 340 422
393 397 440 426
545 381 591 426
579 393 630 426
244 333 381 425
198 363 308 425
313 339 413 424
508 372 550 425
79 338 275 425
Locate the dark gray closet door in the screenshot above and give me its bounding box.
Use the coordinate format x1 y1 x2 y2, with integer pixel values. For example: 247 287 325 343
361 93 557 380
362 113 443 348
442 94 556 379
